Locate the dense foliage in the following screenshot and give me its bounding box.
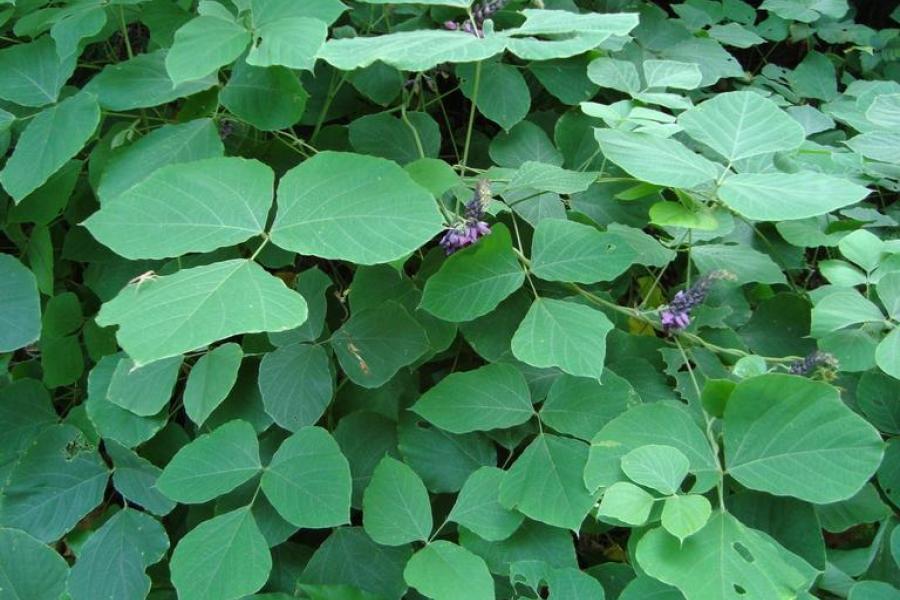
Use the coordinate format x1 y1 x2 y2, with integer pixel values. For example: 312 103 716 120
1 0 899 598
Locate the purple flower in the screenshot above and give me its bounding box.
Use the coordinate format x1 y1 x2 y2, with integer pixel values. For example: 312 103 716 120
789 351 838 376
659 270 734 332
439 180 493 254
442 0 507 37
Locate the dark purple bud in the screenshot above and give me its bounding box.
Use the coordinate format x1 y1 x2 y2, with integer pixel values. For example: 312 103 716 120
659 270 734 333
443 20 459 30
789 351 838 376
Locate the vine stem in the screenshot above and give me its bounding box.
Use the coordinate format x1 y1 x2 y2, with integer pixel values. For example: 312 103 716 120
460 61 482 174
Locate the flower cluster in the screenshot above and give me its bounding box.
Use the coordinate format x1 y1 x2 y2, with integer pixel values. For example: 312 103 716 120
443 0 507 37
789 351 838 376
659 270 734 332
439 180 493 254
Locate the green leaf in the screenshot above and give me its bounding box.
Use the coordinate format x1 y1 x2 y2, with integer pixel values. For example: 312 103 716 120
692 244 786 285
531 219 637 284
679 91 805 161
107 356 182 417
157 420 261 503
811 289 885 336
449 467 524 542
0 91 100 202
362 456 432 545
846 132 900 164
261 426 352 528
459 520 577 576
0 254 41 352
0 528 69 600
300 527 412 600
404 541 495 600
585 403 719 494
85 157 273 259
0 379 56 481
499 433 595 531
0 424 108 542
717 172 870 221
96 118 224 203
530 55 599 105
0 36 75 107
511 298 613 380
587 57 641 93
643 59 703 90
50 4 107 60
636 512 813 599
491 120 563 168
246 17 327 71
661 494 712 542
857 371 900 434
166 16 251 85
270 152 443 265
170 508 271 600
876 328 900 380
332 301 429 388
459 60 530 131
97 259 308 366
68 508 169 600
106 440 176 516
184 343 243 427
507 162 598 195
420 224 524 323
866 94 900 130
412 363 533 434
597 481 655 526
85 50 218 111
349 112 441 165
877 272 900 320
221 62 308 131
724 374 884 504
849 581 900 600
594 129 720 189
259 343 333 432
359 0 470 5
539 371 639 441
621 444 690 495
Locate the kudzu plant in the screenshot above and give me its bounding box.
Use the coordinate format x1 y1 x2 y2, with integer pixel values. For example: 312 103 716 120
0 0 898 598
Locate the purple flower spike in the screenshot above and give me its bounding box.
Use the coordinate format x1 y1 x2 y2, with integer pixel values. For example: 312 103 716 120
659 270 734 333
789 351 838 376
439 181 494 254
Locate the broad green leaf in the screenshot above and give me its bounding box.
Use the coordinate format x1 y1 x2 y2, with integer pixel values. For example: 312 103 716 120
539 371 639 441
846 132 900 164
349 112 441 165
0 91 100 202
449 467 524 542
594 129 720 189
643 59 703 90
459 60 530 131
849 581 900 600
413 363 532 434
50 4 107 60
332 301 429 388
359 0 470 5
718 172 870 221
866 94 900 130
85 157 273 259
246 17 327 71
363 456 432 545
97 259 308 366
839 229 884 273
249 0 345 27
490 120 563 167
499 433 595 531
106 356 181 417
300 527 412 600
68 509 169 600
334 412 398 508
811 289 885 336
585 402 719 493
404 541 494 600
261 427 352 528
458 520 577 576
621 444 690 495
531 218 637 284
679 91 805 161
259 343 333 431
85 354 167 448
221 62 308 131
507 162 598 195
157 420 261 503
0 528 69 600
270 152 443 265
85 50 218 110
530 56 599 105
420 224 524 322
724 374 884 503
97 119 224 203
166 16 251 85
597 481 655 526
636 512 814 600
0 424 108 542
587 57 641 93
857 371 900 434
661 494 712 542
170 508 271 600
692 244 786 285
0 254 41 352
876 328 900 380
184 343 243 427
106 441 176 516
0 36 75 107
511 298 614 380
0 379 56 481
